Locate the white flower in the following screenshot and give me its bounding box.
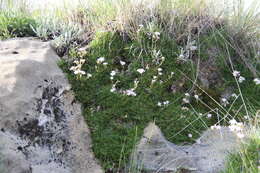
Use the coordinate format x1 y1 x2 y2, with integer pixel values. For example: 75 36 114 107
253 78 260 85
124 89 137 96
229 119 237 125
181 107 189 111
232 70 240 77
158 72 163 76
244 115 249 120
238 76 245 83
103 62 108 66
110 84 116 93
188 133 193 138
137 68 145 74
185 93 190 97
207 113 212 118
157 102 162 107
178 53 185 60
158 68 163 72
97 57 105 64
151 79 156 84
194 94 199 100
86 73 92 79
182 98 190 104
153 76 158 79
74 69 86 75
211 124 221 130
163 100 170 105
221 98 229 107
231 93 238 98
110 70 117 76
120 61 126 66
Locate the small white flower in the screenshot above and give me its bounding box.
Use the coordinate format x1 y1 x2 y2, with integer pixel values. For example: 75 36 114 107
137 68 145 74
157 102 162 107
188 133 192 138
229 119 237 125
253 78 260 85
163 100 170 105
244 115 249 120
103 62 108 66
170 72 175 76
158 68 163 72
120 60 126 66
221 98 229 107
158 72 163 76
185 93 190 97
211 124 221 130
110 85 116 93
86 73 92 79
181 107 189 111
182 98 190 104
110 70 117 76
238 76 245 83
231 93 238 98
207 113 212 118
110 76 114 80
153 76 158 79
178 53 185 60
232 70 240 77
74 70 86 75
97 57 105 64
194 94 199 100
151 79 156 84
124 89 137 96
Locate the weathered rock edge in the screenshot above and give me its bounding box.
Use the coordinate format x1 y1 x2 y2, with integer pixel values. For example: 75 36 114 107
132 122 242 173
0 38 103 173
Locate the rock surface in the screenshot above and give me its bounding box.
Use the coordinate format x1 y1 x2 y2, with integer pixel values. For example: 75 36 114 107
0 38 103 173
132 122 242 173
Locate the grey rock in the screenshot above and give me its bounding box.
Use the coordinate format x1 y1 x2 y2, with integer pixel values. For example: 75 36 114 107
0 38 103 173
132 122 242 173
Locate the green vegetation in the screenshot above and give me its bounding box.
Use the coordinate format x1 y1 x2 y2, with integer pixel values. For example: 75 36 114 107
223 128 260 173
0 11 36 39
1 0 260 172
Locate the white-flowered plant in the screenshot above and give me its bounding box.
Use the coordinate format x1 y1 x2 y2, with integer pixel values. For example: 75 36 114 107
137 68 145 74
253 78 260 85
228 119 245 138
120 60 126 66
110 70 117 80
232 70 245 83
97 57 105 64
221 98 229 107
70 59 86 78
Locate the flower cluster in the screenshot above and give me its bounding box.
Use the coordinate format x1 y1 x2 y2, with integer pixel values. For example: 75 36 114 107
254 78 260 85
157 100 170 107
228 119 244 138
97 57 108 66
182 93 190 104
70 59 91 78
232 70 245 83
110 79 139 97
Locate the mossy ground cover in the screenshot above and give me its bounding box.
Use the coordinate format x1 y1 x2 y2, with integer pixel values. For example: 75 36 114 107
60 27 260 171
